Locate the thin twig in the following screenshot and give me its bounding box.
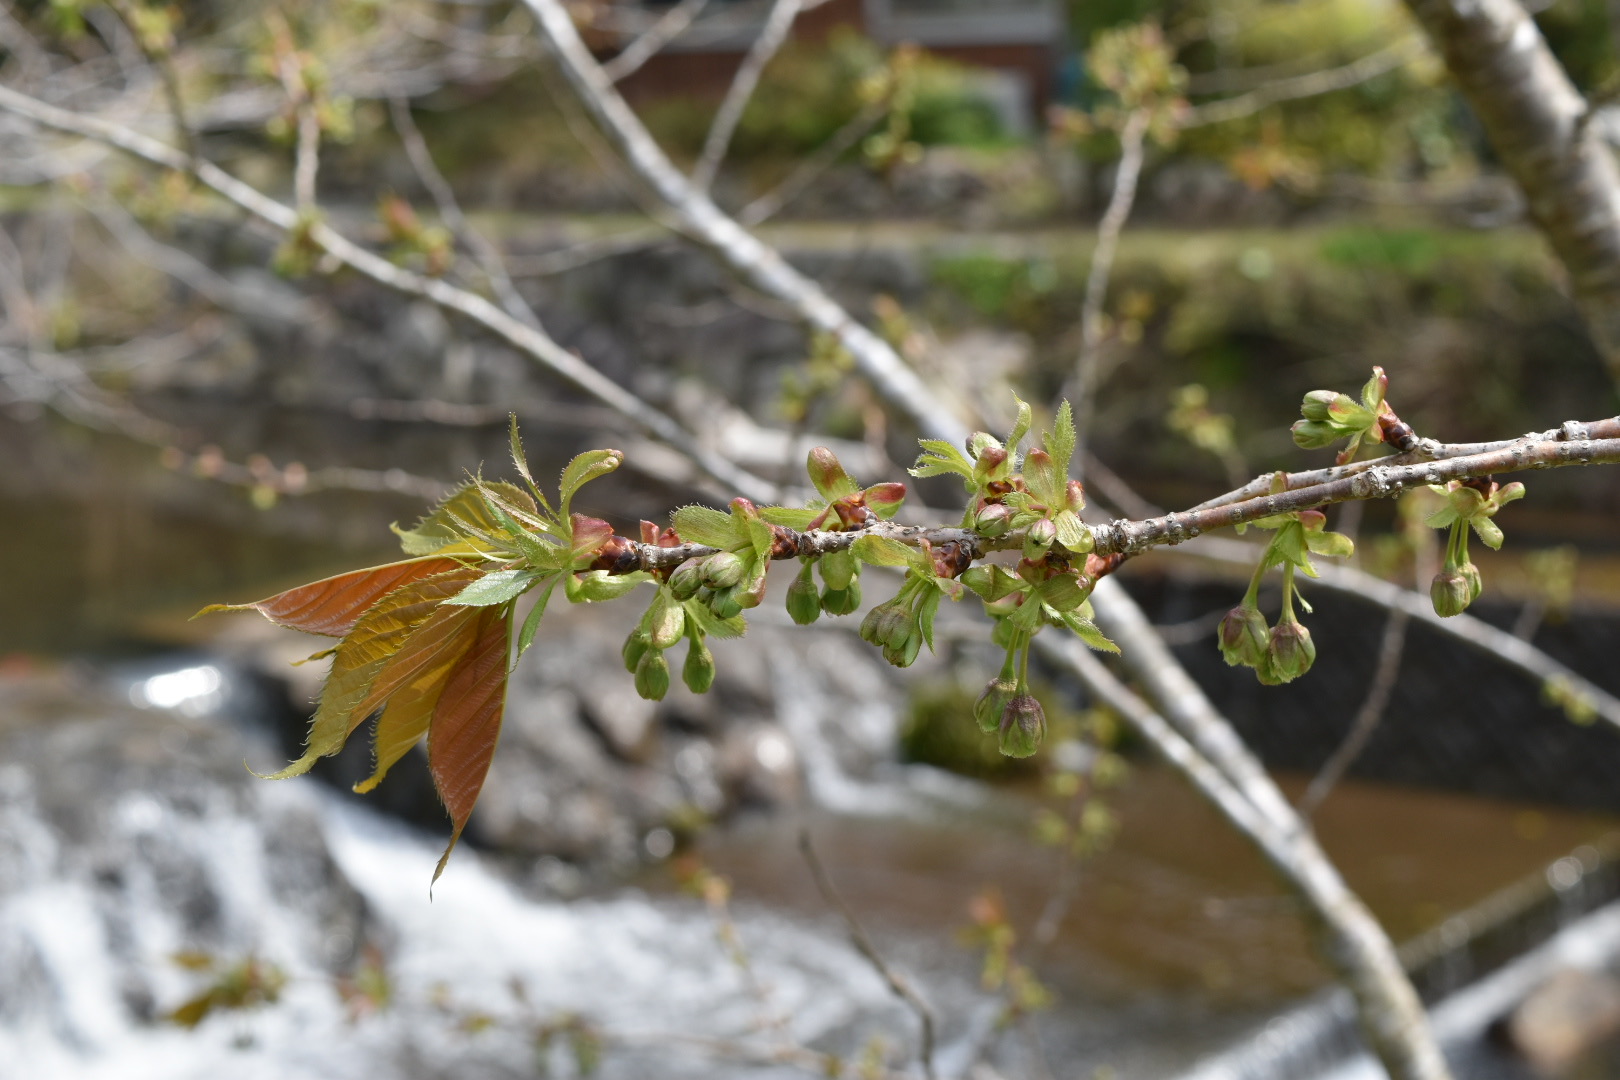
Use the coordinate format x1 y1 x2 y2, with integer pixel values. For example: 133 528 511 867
1072 108 1148 476
690 0 802 194
388 93 537 326
601 0 710 84
0 80 777 504
798 827 937 1080
1299 609 1409 817
739 97 887 225
1180 37 1424 128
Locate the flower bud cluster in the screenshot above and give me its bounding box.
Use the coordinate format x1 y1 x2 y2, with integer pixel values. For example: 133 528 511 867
1423 478 1523 618
1291 366 1394 463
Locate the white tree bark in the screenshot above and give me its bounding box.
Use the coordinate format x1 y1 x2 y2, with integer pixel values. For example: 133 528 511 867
517 3 1454 1075
1404 0 1620 377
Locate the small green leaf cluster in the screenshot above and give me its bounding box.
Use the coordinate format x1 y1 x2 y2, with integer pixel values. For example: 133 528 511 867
1425 478 1524 617
1291 366 1391 463
912 395 1093 557
913 398 1116 758
1218 507 1353 685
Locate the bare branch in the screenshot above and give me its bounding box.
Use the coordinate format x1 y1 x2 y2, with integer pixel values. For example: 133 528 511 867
1402 0 1620 377
690 0 802 194
601 0 710 84
388 93 538 326
797 827 936 1080
738 97 887 226
1299 610 1409 817
0 80 775 504
1072 107 1148 473
1181 37 1425 128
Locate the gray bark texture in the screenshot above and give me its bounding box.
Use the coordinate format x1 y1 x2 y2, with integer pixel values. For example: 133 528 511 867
1404 0 1620 377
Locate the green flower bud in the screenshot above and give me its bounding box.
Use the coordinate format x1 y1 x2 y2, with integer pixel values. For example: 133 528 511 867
998 694 1046 758
1291 419 1339 450
859 600 905 647
881 630 922 668
819 548 857 590
572 570 642 602
820 580 861 615
1430 567 1472 617
736 564 768 610
1460 560 1483 602
634 650 670 701
668 559 706 600
1258 621 1316 684
1217 606 1270 668
622 629 651 674
648 591 686 649
973 502 1011 537
1300 390 1338 422
1023 517 1057 560
974 677 1018 734
682 637 715 694
786 563 821 625
701 550 745 589
708 586 744 620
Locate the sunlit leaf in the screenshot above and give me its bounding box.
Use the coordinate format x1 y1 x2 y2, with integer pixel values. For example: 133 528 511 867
558 449 623 516
353 634 475 795
428 605 514 885
508 415 553 516
445 569 541 607
1046 400 1076 480
395 482 539 555
195 556 463 637
672 505 739 548
262 568 479 780
851 534 913 567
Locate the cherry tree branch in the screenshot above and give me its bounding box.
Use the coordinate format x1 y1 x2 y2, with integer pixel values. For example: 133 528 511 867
600 0 710 84
1181 37 1424 128
690 0 802 194
0 80 775 506
387 93 537 327
1401 0 1620 377
1072 108 1148 471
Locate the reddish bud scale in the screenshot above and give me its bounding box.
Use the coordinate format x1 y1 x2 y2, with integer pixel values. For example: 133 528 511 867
1084 552 1130 580
589 536 640 574
931 540 973 579
768 524 800 559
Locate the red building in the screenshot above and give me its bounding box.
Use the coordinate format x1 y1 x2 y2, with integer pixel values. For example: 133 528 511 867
607 0 1065 130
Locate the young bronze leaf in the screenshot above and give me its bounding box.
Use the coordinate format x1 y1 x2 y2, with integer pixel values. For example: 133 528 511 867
347 602 483 726
427 604 513 885
263 567 480 780
395 481 541 555
196 557 464 637
353 639 474 795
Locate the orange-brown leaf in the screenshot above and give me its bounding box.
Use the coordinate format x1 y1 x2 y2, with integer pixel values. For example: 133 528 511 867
197 557 465 637
263 567 480 780
427 605 513 884
353 642 470 795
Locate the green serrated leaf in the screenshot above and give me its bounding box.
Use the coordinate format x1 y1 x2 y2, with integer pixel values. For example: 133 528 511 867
1063 612 1119 653
910 439 974 479
1046 400 1076 480
1053 509 1091 553
1005 393 1033 455
744 517 774 562
1038 574 1088 612
558 449 623 516
916 586 942 652
445 569 540 607
672 505 740 548
1304 530 1355 559
685 599 747 639
515 575 560 660
760 506 820 529
509 416 553 516
851 534 913 567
